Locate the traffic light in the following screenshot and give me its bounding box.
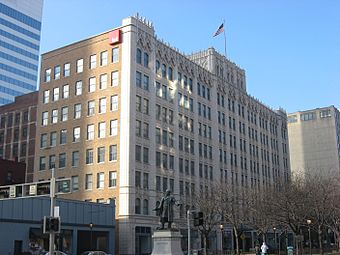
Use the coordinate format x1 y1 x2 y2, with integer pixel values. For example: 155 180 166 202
43 216 60 233
193 211 204 226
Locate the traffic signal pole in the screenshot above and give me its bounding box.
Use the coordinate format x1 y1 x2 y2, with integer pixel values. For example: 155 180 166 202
49 168 56 254
187 210 191 255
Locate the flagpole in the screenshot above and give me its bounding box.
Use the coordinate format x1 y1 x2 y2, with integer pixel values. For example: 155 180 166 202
223 20 227 58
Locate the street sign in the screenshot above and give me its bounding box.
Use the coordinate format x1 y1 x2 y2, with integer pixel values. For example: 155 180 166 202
29 184 37 195
9 186 16 198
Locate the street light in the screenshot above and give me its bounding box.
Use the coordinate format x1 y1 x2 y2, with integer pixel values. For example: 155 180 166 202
89 222 93 250
273 227 277 255
220 224 224 255
307 220 312 255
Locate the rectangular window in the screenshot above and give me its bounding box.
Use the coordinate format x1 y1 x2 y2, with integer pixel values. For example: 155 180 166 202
62 84 69 99
74 103 81 119
72 151 79 167
64 63 70 77
143 122 149 138
52 87 59 101
110 119 118 136
136 120 141 137
85 174 93 190
143 99 149 114
97 172 104 188
90 54 96 69
75 81 82 96
72 176 79 191
99 98 107 113
45 68 51 82
144 52 149 67
143 172 149 189
100 74 107 89
109 171 117 187
98 122 106 138
54 65 60 80
51 109 58 124
60 129 67 144
109 144 117 161
61 106 68 122
88 100 95 116
43 90 49 104
135 145 142 162
100 51 108 66
86 149 93 164
111 71 119 87
59 153 66 168
39 156 46 170
110 95 118 111
136 71 142 88
136 96 142 112
87 124 94 140
112 47 119 63
40 133 47 148
136 48 142 64
143 147 149 163
89 77 96 92
143 75 149 90
73 127 80 142
50 132 57 147
97 147 105 163
76 59 83 73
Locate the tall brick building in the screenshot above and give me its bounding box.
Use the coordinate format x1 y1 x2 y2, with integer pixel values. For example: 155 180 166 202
33 15 290 254
0 91 38 182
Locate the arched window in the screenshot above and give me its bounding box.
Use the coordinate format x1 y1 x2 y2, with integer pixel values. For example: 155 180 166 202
135 198 141 214
143 199 148 215
143 52 149 68
136 48 142 64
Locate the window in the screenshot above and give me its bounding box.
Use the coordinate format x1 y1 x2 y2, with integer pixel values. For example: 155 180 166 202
109 171 117 187
288 115 297 123
110 120 118 136
45 68 51 82
110 95 118 111
74 103 81 119
143 75 149 90
72 151 79 166
112 47 119 63
97 172 104 188
143 147 149 163
42 112 48 126
90 54 96 69
300 112 315 121
39 156 46 170
136 48 142 64
135 145 142 162
43 90 49 104
143 173 149 189
54 65 60 80
143 99 149 114
135 198 141 214
86 149 93 164
89 77 96 92
136 71 142 88
156 60 160 74
87 124 94 140
168 67 173 81
161 64 166 78
40 133 47 148
99 98 107 113
136 120 141 137
97 147 105 163
111 71 119 87
60 129 67 144
75 81 82 95
88 100 95 116
51 109 58 124
50 132 57 147
52 87 59 101
98 122 106 138
136 95 142 112
100 74 107 89
143 122 149 138
109 144 117 161
72 176 79 191
143 199 149 215
85 174 93 190
143 52 149 68
64 63 70 77
59 153 66 168
320 109 331 118
100 51 108 66
156 151 161 167
76 59 83 73
49 155 56 169
62 84 69 99
61 107 68 122
73 127 80 142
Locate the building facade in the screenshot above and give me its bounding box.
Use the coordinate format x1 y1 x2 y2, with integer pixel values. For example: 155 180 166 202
0 158 25 185
33 16 290 255
0 0 43 105
0 91 38 182
288 106 340 177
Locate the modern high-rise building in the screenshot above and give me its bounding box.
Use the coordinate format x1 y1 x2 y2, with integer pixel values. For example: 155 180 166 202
33 15 290 254
288 106 340 177
0 0 43 105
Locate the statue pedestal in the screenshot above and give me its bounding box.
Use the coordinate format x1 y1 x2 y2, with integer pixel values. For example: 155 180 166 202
151 230 184 255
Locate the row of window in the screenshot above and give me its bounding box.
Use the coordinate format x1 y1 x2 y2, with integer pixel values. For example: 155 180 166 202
44 47 119 82
0 111 30 128
0 126 28 143
0 142 27 158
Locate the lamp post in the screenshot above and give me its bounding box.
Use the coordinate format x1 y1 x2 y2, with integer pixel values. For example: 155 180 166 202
220 224 224 255
273 227 277 255
307 220 312 255
89 222 93 250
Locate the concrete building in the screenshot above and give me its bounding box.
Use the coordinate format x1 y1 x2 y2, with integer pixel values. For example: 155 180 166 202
0 196 115 254
33 15 290 255
288 106 340 177
0 91 38 182
0 0 43 105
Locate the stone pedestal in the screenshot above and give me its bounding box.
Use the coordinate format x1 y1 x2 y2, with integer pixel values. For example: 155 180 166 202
151 230 184 255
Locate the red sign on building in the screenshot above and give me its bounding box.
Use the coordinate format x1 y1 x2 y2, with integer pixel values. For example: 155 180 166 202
109 29 121 45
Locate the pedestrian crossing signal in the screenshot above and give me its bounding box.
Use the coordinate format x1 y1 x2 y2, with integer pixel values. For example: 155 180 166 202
43 216 60 233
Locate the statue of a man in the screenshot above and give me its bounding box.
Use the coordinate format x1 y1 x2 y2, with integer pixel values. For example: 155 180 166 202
154 189 180 229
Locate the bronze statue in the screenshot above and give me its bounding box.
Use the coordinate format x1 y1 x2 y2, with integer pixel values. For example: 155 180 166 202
154 189 181 229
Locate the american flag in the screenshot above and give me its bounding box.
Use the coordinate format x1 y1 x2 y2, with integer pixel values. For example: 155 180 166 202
213 23 224 37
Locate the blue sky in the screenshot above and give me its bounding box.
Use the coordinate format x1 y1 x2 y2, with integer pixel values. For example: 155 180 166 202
40 0 340 113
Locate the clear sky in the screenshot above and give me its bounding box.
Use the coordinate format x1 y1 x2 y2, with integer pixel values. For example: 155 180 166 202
40 0 340 113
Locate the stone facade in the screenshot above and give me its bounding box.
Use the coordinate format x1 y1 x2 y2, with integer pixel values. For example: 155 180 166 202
33 15 290 255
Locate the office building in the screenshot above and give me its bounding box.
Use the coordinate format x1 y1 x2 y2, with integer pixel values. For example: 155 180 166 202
0 0 43 105
288 106 340 177
33 15 290 254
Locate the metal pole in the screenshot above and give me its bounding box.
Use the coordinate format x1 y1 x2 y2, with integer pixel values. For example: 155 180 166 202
187 210 191 255
49 168 56 254
309 227 312 255
220 227 223 255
